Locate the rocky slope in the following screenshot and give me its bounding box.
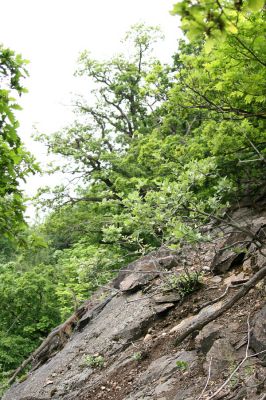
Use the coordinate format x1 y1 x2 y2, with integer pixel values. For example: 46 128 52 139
3 205 266 400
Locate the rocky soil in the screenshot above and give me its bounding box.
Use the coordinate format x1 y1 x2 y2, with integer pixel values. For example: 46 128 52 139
3 205 266 400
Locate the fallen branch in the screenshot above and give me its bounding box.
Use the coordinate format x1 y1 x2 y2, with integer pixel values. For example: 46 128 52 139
8 308 86 385
175 263 266 345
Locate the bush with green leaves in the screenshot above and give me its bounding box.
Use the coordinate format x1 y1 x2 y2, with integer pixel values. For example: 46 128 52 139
83 354 105 369
132 352 143 362
164 271 202 297
176 360 189 371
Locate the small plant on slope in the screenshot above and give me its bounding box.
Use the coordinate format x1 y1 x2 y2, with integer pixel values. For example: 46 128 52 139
164 270 202 298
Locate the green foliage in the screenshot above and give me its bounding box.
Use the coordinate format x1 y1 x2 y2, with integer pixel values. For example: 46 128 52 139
176 360 189 371
171 0 265 41
0 259 61 376
0 45 39 239
164 271 202 297
83 354 105 369
132 351 143 362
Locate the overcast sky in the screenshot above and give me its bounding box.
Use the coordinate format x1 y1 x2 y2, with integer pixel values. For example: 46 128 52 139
0 0 181 217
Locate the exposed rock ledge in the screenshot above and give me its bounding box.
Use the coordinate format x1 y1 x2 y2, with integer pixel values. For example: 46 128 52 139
3 206 266 400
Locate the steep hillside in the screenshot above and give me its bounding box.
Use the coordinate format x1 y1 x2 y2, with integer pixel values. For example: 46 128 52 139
3 203 266 400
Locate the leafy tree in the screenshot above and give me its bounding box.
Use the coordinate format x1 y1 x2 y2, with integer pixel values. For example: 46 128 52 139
37 14 265 251
36 24 172 251
0 45 38 239
171 0 265 41
165 8 266 199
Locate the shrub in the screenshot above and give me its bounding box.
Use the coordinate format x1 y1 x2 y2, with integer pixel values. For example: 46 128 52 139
83 354 105 369
164 270 202 297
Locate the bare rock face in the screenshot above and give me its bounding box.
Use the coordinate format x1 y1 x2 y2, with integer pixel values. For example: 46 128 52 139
3 292 157 400
123 351 197 400
112 247 178 292
112 248 179 292
154 293 181 304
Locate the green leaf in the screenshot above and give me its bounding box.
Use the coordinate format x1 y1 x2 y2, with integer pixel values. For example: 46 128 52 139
248 0 265 11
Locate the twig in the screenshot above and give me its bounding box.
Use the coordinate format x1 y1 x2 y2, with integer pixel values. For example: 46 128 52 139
8 292 117 384
197 280 248 312
198 285 231 310
245 313 251 358
196 356 212 400
238 158 264 164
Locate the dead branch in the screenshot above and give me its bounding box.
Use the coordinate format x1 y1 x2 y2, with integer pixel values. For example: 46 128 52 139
198 285 231 310
8 309 82 386
197 280 248 312
175 263 266 345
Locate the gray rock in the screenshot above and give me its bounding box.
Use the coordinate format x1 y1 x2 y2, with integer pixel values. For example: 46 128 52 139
175 388 194 400
154 293 181 304
3 292 156 400
250 304 266 366
209 276 222 284
211 231 250 274
204 338 237 377
154 378 176 395
153 302 175 314
195 322 223 354
122 351 197 399
112 248 178 292
211 218 266 275
139 351 197 386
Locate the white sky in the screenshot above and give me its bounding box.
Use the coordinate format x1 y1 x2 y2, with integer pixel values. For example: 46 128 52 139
0 0 181 218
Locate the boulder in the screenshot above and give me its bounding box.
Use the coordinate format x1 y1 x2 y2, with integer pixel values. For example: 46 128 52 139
211 231 250 274
112 248 179 292
204 338 237 377
195 322 223 354
250 304 266 366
